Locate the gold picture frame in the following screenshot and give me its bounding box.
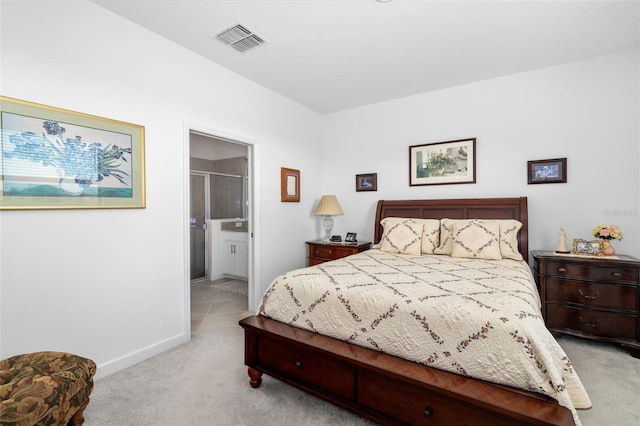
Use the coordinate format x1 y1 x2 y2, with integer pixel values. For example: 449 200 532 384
0 96 145 209
572 238 603 256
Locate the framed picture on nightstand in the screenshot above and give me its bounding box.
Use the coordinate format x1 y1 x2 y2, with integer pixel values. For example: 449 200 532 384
572 238 603 256
345 232 357 243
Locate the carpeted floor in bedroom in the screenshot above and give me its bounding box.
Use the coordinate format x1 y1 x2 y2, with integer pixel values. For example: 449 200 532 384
84 279 640 425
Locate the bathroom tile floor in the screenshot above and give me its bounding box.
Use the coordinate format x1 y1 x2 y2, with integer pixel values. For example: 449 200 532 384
190 278 249 333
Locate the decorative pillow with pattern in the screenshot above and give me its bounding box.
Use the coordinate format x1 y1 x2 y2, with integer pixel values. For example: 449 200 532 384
451 220 502 260
373 217 424 255
498 219 523 260
434 218 462 255
435 218 523 259
418 219 441 254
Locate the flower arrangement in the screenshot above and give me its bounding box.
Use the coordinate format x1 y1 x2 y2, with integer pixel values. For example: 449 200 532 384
592 224 623 241
425 151 456 173
5 120 131 192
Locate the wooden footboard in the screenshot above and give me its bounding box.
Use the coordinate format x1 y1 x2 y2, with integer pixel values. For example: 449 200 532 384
240 315 573 426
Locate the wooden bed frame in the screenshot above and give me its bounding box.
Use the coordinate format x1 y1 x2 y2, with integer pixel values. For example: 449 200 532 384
240 197 574 425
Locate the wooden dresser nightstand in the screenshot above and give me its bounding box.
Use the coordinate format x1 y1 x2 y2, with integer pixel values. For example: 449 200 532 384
532 250 640 357
306 240 371 266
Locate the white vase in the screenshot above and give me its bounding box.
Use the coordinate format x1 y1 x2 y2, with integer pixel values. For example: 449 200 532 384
57 169 90 195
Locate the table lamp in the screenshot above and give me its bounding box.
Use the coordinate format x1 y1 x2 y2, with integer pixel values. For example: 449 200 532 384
314 195 344 242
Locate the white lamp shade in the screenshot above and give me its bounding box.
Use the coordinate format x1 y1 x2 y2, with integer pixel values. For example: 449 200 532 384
315 195 344 216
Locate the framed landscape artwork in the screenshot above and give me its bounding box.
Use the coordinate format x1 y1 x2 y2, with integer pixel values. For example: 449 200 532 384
0 96 145 210
409 138 476 186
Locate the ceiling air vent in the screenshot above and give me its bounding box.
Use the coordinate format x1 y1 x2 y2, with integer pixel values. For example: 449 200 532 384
215 23 266 53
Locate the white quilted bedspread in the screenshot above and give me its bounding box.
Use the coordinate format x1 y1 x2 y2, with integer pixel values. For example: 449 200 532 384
259 249 591 425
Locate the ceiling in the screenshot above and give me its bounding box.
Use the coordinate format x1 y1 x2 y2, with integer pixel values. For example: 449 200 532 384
90 0 639 114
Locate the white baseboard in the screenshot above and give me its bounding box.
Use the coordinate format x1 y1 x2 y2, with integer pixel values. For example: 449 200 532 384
208 273 225 281
93 332 189 380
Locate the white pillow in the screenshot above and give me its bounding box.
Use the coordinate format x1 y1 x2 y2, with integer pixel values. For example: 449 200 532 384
498 219 523 260
451 220 502 260
373 217 424 255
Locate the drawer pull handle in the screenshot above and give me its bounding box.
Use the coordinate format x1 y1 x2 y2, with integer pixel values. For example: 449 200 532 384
295 361 302 368
578 289 600 300
579 317 599 328
557 267 567 273
423 407 433 418
612 272 622 278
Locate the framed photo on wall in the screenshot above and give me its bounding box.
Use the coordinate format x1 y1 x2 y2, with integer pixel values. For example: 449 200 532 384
355 173 377 192
280 167 300 202
0 96 146 210
527 158 567 184
409 138 476 186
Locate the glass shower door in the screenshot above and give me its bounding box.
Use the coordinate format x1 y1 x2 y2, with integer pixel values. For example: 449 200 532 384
190 173 207 280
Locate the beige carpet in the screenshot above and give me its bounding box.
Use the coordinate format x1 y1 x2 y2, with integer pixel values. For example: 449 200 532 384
86 308 640 425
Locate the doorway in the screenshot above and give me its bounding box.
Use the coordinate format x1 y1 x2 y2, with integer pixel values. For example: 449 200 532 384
189 132 249 281
184 125 258 336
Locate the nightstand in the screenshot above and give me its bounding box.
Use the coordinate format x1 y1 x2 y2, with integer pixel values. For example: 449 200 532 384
306 240 371 266
532 250 640 357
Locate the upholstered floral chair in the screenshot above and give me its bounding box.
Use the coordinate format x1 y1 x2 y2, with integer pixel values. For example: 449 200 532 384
0 351 96 425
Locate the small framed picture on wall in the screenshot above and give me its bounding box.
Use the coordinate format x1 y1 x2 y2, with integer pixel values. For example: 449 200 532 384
527 158 567 184
356 173 377 192
281 167 300 202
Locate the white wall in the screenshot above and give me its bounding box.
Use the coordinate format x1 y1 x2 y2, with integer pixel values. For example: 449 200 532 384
322 50 640 259
0 0 324 376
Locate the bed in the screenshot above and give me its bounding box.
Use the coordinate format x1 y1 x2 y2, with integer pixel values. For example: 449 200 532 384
239 197 590 425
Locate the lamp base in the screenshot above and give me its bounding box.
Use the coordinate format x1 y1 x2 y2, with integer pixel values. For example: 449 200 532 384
321 216 334 242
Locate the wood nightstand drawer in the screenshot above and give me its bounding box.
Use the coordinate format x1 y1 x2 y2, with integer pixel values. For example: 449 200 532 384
546 305 637 340
545 262 638 282
306 241 371 265
545 279 638 311
312 245 339 259
256 335 355 399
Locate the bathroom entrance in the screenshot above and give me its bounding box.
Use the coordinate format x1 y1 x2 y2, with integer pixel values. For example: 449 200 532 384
189 132 249 281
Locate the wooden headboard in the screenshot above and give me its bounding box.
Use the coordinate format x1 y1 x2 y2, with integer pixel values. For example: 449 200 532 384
374 197 529 262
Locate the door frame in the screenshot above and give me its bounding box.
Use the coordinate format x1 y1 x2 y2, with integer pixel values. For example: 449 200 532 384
183 122 260 337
